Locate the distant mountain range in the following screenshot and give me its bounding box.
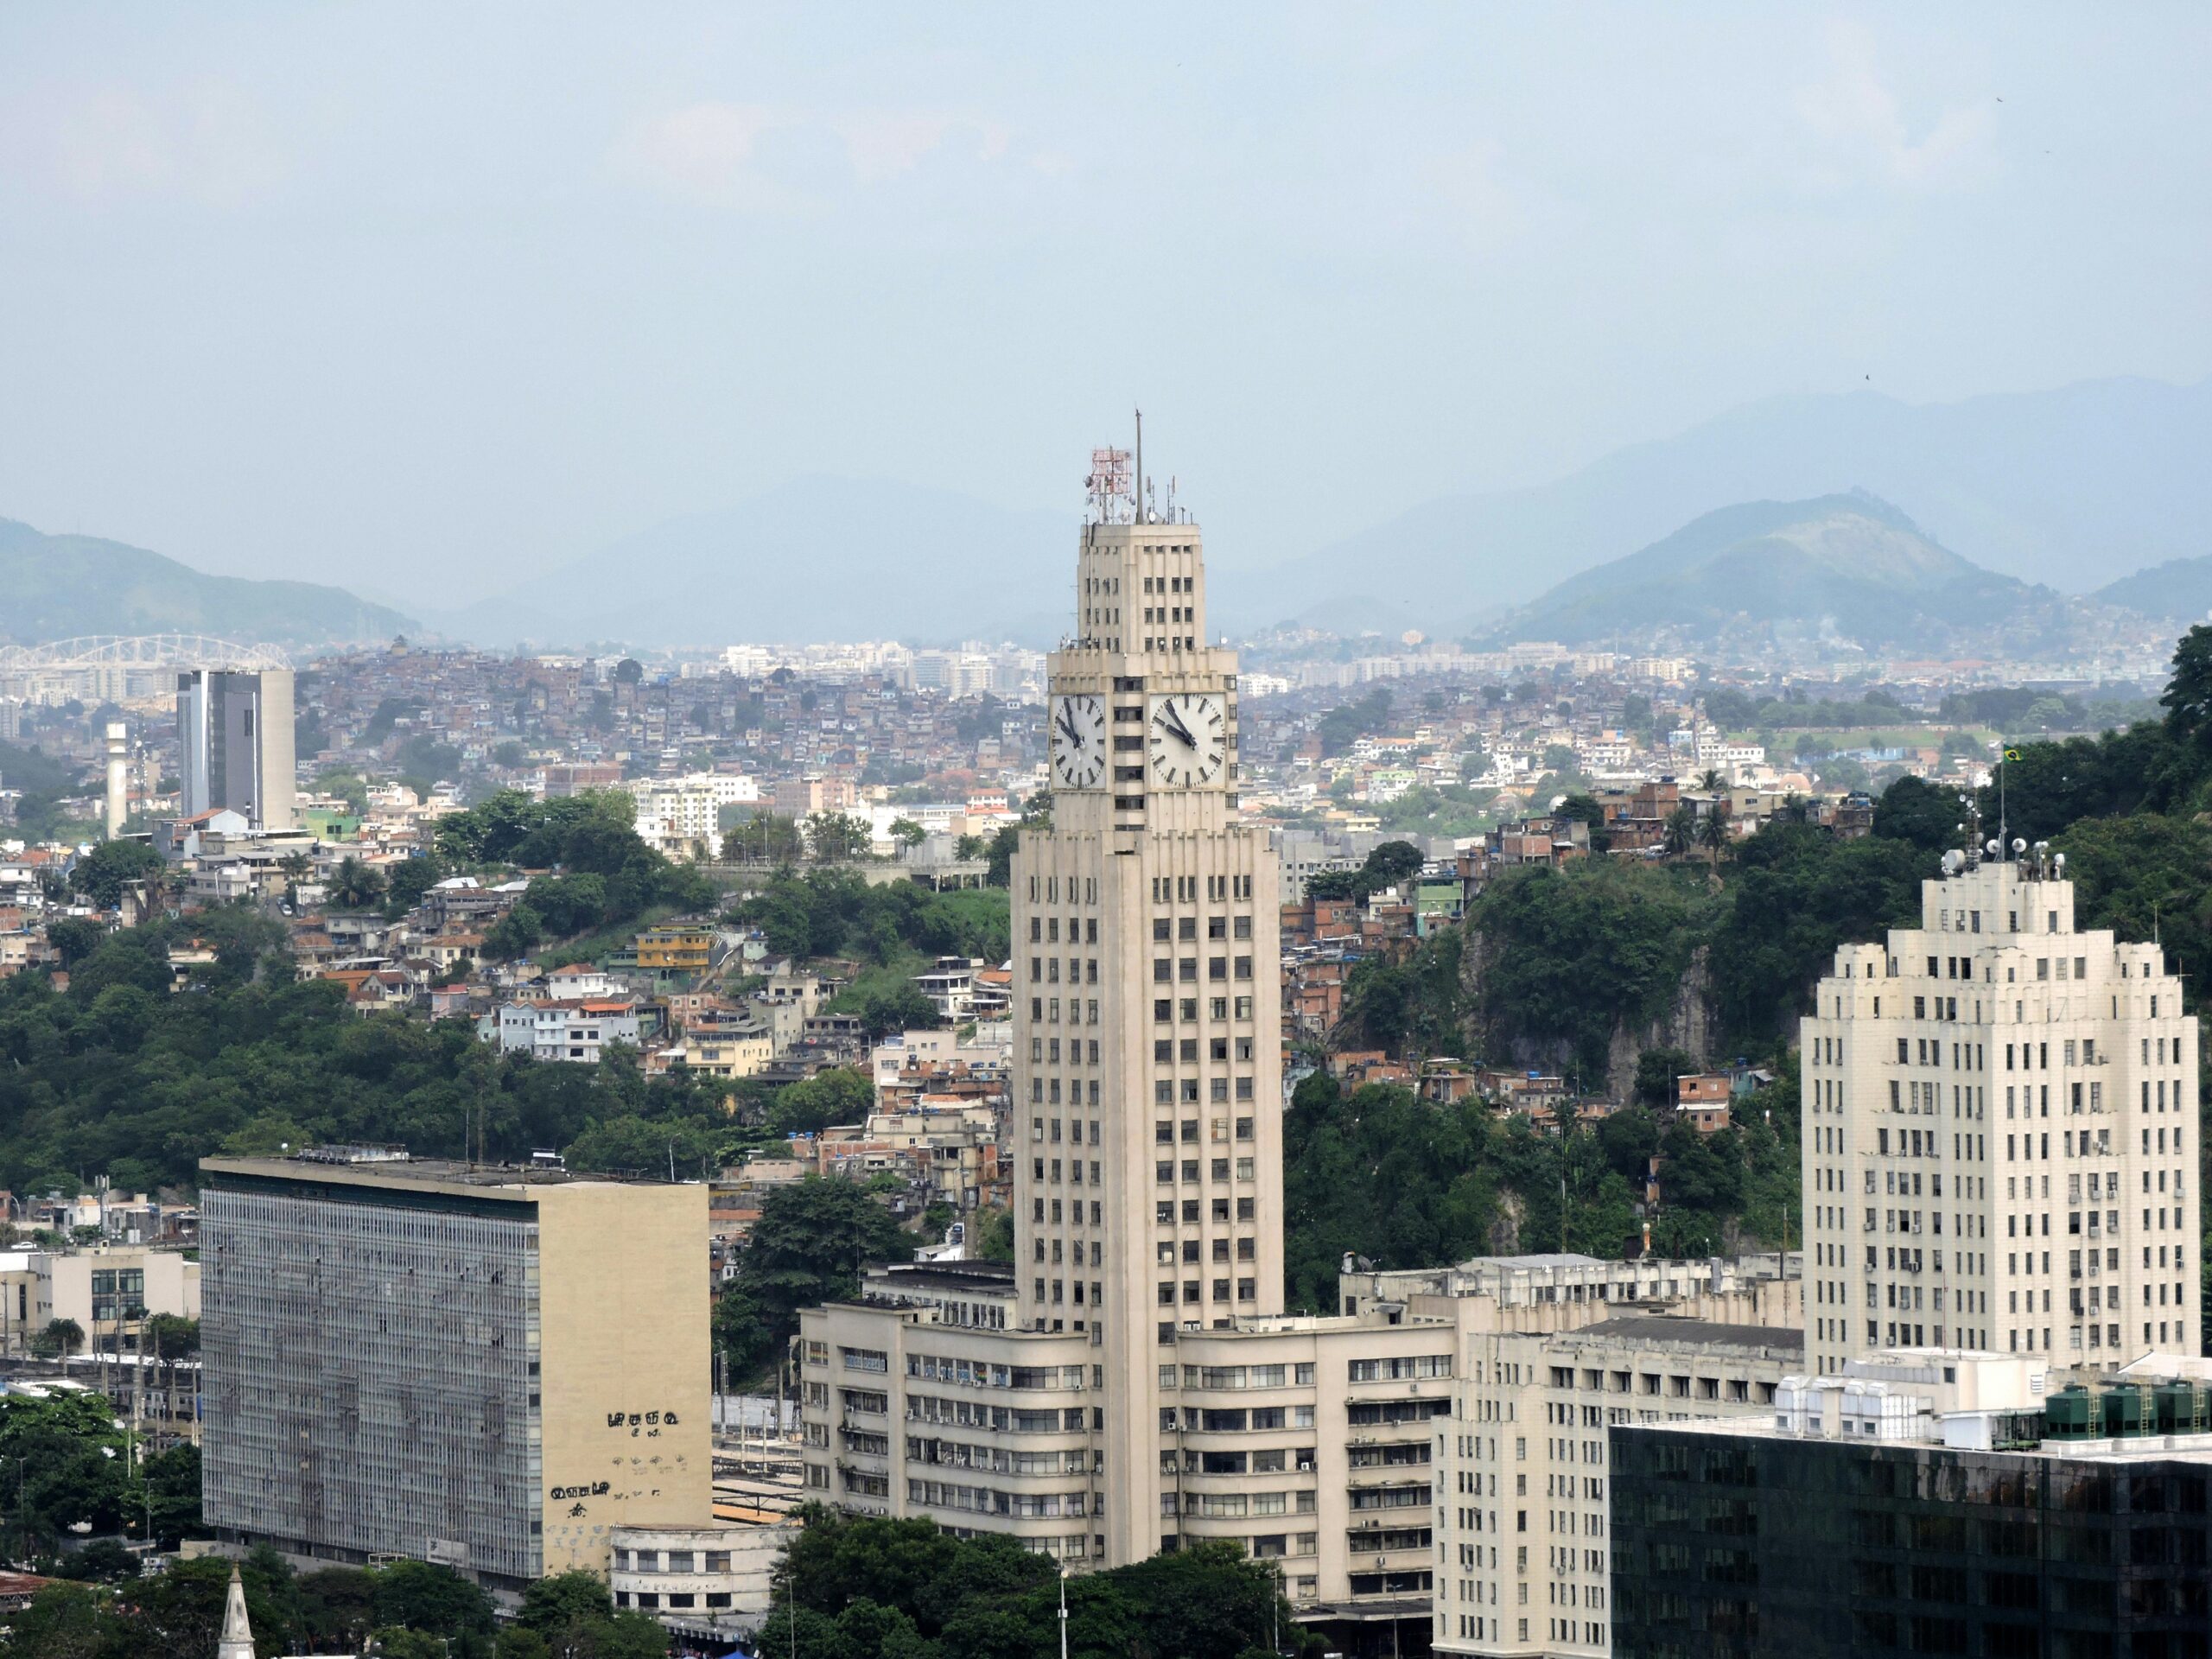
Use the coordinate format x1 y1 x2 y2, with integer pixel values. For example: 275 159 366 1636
2094 556 2212 625
1214 374 2212 638
9 373 2206 655
1492 492 2088 656
0 518 411 649
420 477 1075 649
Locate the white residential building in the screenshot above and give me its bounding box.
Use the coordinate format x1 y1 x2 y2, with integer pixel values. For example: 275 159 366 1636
484 998 642 1063
1800 842 2200 1378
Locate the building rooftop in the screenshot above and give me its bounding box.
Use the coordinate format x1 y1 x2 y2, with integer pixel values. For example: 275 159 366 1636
1573 1315 1806 1354
200 1153 688 1193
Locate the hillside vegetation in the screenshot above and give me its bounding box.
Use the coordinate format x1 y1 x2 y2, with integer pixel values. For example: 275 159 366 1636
1497 493 2084 653
0 518 411 647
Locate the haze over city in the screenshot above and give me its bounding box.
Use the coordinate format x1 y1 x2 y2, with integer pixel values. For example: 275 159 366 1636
3 3 2209 613
6 10 2212 1659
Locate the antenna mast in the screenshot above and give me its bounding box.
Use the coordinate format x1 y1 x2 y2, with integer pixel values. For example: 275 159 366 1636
1134 408 1144 524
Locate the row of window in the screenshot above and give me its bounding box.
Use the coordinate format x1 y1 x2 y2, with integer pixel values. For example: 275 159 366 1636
1155 1236 1257 1265
1153 1197 1259 1224
1157 995 1259 1022
1153 956 1255 982
1157 1277 1258 1304
612 1547 732 1573
1154 1158 1258 1184
1161 1403 1318 1431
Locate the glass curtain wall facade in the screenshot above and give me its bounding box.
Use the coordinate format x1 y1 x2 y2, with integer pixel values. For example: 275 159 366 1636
1611 1426 2212 1659
202 1175 543 1587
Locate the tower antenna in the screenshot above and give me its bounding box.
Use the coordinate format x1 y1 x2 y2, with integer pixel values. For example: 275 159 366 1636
1134 408 1144 524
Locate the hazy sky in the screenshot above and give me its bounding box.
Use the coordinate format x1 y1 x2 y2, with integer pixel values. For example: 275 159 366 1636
3 3 2207 605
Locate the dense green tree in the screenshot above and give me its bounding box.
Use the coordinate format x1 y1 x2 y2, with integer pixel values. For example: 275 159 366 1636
68 839 164 909
329 856 388 910
1871 773 1967 853
804 811 874 861
29 1317 84 1357
1338 930 1464 1057
759 1509 1311 1659
0 913 736 1191
853 985 945 1039
43 916 107 968
716 1178 912 1382
725 871 1007 967
1316 688 1393 757
1633 1047 1695 1106
564 1112 721 1178
142 1441 206 1548
767 1068 875 1137
483 901 543 960
724 811 804 864
1363 839 1425 887
384 852 448 918
54 1538 138 1583
971 1206 1015 1262
1463 861 1714 1081
3 1581 107 1659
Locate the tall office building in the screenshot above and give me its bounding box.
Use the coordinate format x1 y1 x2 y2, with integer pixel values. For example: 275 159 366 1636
799 439 1805 1656
200 1152 708 1592
809 450 1286 1566
1015 453 1287 1557
176 667 296 830
1801 841 2199 1376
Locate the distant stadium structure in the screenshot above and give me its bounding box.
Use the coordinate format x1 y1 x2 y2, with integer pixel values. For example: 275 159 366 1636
0 634 292 706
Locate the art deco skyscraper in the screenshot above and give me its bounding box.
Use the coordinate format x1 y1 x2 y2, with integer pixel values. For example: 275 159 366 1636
1801 840 2198 1376
1010 449 1286 1559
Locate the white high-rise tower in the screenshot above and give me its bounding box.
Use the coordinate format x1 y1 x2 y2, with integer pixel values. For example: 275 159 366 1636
1801 837 2199 1376
1010 440 1285 1560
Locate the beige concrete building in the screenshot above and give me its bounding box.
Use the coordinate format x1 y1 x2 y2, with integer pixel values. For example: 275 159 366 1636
609 1518 794 1643
0 1250 52 1357
798 465 1814 1654
44 1247 200 1351
1800 845 2200 1377
200 1152 709 1593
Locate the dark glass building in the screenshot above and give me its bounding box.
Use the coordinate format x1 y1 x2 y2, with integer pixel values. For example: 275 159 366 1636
1611 1421 2212 1659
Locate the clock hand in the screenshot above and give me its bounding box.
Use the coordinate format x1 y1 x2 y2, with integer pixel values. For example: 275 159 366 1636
1164 708 1197 748
1056 709 1084 748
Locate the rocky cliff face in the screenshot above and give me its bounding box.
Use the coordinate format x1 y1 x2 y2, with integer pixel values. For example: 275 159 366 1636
1459 928 1719 1103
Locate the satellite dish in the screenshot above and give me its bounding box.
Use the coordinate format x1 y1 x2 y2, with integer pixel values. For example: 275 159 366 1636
2012 838 2026 855
1942 849 1965 874
2052 853 2066 871
1985 838 2001 856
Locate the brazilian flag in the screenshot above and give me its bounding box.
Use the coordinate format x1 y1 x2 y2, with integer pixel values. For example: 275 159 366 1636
2001 747 2021 761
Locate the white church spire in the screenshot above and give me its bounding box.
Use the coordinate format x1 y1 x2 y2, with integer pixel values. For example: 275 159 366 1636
218 1563 255 1659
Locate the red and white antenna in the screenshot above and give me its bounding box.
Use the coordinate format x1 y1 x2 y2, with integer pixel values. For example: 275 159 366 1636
1086 447 1132 523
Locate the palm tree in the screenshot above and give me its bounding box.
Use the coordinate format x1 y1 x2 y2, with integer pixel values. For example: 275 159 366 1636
277 851 312 884
1698 803 1731 868
1662 804 1698 859
330 856 387 910
1697 768 1725 793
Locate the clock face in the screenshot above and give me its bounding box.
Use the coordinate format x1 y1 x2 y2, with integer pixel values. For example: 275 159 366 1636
1147 693 1226 787
1050 693 1108 790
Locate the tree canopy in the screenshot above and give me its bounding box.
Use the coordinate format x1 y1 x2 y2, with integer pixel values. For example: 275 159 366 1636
753 1508 1313 1659
715 1177 913 1384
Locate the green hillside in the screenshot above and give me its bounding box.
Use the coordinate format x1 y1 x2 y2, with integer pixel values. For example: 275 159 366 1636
0 518 412 648
2094 554 2212 624
1498 491 2080 652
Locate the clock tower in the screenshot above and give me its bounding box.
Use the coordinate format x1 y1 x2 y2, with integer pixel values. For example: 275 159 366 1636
1015 440 1285 1564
